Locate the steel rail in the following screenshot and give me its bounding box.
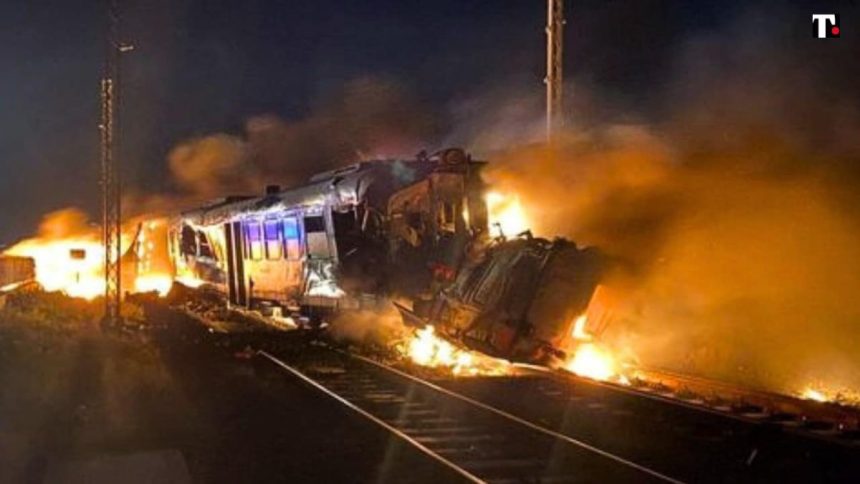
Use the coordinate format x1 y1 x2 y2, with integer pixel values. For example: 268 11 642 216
538 363 860 438
257 350 484 484
345 352 685 484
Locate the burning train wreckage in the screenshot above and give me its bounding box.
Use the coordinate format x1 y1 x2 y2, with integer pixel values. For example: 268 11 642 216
1 147 621 380
3 146 857 414
167 146 620 380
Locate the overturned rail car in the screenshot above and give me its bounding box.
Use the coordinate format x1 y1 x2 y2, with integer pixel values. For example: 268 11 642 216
400 235 609 365
168 148 487 314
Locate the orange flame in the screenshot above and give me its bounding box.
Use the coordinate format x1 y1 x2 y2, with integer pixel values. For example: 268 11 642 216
405 325 511 376
3 209 174 299
564 314 627 384
566 343 617 381
5 238 105 299
485 191 529 238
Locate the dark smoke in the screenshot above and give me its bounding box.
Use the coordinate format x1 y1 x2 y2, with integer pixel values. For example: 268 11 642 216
166 77 441 200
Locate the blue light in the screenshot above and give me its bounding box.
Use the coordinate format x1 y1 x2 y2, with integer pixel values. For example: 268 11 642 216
283 219 299 239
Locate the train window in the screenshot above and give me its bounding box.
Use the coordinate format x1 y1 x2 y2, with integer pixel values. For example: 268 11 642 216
407 212 423 230
304 216 330 257
472 260 503 306
264 220 282 260
244 222 263 260
283 217 299 239
283 217 301 260
198 231 214 258
438 202 456 233
180 225 196 256
500 253 542 321
472 253 520 308
304 216 325 233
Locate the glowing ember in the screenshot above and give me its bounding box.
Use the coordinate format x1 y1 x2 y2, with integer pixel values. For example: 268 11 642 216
485 191 529 238
405 325 510 376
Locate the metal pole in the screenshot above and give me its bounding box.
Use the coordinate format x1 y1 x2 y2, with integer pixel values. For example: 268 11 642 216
100 0 130 324
546 0 564 142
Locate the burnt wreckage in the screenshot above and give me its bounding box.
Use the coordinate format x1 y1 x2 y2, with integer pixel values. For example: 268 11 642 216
401 236 608 365
169 147 607 364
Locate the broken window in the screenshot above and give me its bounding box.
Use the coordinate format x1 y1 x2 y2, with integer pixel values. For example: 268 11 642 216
198 231 214 259
500 252 542 322
304 215 330 258
180 225 196 256
333 209 361 259
473 260 504 307
406 212 423 230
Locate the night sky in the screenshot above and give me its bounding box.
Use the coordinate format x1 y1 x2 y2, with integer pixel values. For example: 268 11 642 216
0 0 854 244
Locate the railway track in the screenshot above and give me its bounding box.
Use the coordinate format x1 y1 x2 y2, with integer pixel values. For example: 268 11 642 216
175 305 860 481
258 347 683 484
533 364 860 445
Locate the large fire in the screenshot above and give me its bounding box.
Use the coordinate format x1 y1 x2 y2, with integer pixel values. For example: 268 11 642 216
5 237 105 299
405 325 511 376
3 210 174 300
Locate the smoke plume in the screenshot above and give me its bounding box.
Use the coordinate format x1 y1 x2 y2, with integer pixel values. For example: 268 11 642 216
483 8 860 395
328 304 406 347
166 77 440 200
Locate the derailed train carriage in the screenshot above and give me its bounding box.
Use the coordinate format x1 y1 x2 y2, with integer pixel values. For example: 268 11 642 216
167 148 488 315
400 234 611 365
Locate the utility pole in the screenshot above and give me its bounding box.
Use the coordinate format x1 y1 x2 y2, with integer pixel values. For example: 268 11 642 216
545 0 564 142
100 0 132 324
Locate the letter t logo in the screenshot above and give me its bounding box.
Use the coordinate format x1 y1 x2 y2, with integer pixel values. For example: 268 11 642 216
812 14 840 39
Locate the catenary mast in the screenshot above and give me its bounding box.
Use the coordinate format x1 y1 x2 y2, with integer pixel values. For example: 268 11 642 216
100 0 132 323
546 0 564 141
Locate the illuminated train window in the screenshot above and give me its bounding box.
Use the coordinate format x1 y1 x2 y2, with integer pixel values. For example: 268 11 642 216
282 217 300 260
264 220 282 260
244 222 263 260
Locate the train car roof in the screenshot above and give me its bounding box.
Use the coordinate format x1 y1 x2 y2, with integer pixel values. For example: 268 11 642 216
177 149 478 227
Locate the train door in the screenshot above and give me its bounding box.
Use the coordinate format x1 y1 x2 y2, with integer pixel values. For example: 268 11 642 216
281 215 304 301
228 216 306 307
302 211 343 302
224 221 247 306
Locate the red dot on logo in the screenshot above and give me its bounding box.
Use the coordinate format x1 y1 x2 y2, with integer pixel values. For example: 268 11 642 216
832 26 840 35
